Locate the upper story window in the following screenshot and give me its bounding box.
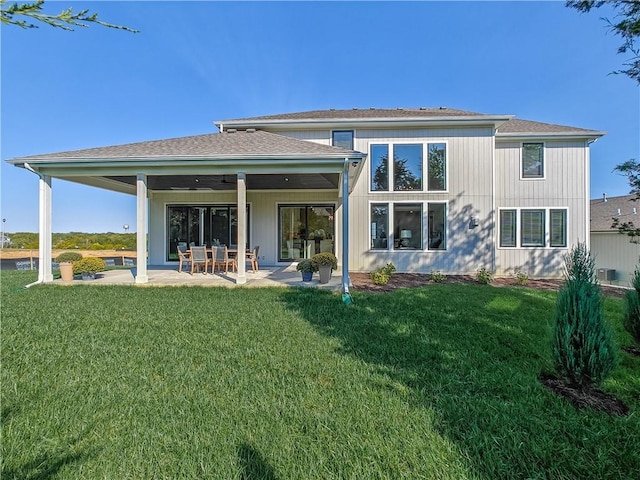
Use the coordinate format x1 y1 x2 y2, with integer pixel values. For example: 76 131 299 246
522 143 544 178
332 130 354 150
370 142 447 193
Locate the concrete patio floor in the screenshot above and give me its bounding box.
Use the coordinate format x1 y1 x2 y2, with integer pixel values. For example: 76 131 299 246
55 264 345 290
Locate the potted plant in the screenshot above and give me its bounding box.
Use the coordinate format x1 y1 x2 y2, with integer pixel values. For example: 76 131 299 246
311 252 338 284
296 258 315 282
73 257 106 280
55 251 83 281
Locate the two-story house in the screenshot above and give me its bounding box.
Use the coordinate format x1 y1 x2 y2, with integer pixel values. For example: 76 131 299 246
8 107 604 292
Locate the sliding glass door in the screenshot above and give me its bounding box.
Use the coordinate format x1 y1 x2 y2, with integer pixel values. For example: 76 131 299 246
278 205 334 261
167 205 250 261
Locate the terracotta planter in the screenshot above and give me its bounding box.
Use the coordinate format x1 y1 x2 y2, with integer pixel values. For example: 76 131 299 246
59 262 74 281
318 265 332 284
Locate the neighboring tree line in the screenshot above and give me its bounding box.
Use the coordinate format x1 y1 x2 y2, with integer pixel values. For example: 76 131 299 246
3 232 136 250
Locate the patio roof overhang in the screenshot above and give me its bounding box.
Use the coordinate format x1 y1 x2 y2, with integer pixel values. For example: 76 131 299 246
7 130 367 194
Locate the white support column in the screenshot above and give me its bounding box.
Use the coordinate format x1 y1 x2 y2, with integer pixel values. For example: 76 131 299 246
38 175 53 283
341 159 350 295
236 172 247 285
135 173 149 284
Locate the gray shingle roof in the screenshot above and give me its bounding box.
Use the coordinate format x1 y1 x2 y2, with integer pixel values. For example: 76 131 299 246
497 118 602 136
219 108 602 136
591 194 639 231
219 107 485 123
10 130 363 162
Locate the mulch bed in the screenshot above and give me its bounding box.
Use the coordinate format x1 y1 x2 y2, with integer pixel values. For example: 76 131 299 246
350 272 634 416
350 273 627 298
539 374 629 416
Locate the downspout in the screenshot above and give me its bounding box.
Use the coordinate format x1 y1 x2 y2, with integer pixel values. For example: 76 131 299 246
22 162 46 288
341 158 353 304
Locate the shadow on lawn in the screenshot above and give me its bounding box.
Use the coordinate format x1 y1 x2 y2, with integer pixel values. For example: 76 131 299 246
278 285 563 478
1 431 100 480
237 443 278 480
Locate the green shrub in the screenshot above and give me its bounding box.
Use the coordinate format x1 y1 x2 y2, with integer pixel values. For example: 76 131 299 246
552 243 616 387
623 264 640 343
54 251 83 263
370 262 396 285
295 259 315 273
73 257 106 275
429 269 446 283
311 253 338 271
476 267 493 285
514 269 529 286
371 271 391 285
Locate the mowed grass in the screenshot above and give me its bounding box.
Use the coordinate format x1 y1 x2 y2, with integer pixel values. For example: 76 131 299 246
1 271 639 479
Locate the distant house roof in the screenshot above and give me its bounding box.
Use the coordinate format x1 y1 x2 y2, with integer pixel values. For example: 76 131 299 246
8 129 364 164
591 194 639 232
217 107 604 138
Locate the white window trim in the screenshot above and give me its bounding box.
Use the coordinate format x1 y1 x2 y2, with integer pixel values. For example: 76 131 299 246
497 206 569 249
520 142 546 180
368 141 449 194
367 200 449 252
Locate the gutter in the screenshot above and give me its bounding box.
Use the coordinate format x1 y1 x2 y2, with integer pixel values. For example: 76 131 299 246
21 163 46 288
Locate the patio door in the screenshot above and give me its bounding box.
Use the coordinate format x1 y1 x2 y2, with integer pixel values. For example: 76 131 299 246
167 205 250 261
278 205 334 261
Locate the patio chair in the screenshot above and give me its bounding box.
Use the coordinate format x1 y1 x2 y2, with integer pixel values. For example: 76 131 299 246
177 245 191 273
190 246 209 275
246 245 260 272
211 245 226 274
223 246 237 273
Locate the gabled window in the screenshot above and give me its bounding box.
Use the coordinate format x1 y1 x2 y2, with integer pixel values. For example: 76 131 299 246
522 143 544 178
332 130 354 150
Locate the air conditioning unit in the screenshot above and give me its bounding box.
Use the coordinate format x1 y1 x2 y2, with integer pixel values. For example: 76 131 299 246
597 268 616 281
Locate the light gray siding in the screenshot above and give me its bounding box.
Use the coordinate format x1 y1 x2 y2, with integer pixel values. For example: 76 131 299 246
591 232 640 286
494 140 589 277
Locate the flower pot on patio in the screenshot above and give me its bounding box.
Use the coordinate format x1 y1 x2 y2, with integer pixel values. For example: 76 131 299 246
301 271 313 282
296 259 315 282
318 265 332 284
59 262 74 281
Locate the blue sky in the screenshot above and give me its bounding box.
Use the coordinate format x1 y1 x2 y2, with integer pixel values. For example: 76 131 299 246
1 0 638 233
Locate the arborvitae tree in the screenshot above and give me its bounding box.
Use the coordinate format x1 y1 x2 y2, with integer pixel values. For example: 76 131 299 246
552 242 617 387
623 263 640 343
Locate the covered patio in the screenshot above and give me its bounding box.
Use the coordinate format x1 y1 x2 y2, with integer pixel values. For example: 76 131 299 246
54 264 346 290
8 129 365 296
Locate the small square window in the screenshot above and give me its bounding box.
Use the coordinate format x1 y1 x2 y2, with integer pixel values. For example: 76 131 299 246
332 130 354 150
522 143 544 178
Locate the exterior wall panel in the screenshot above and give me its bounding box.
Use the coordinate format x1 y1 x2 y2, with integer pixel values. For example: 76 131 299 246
591 232 640 287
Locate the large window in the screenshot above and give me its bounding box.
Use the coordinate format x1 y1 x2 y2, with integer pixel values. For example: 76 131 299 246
394 203 423 249
371 204 389 249
332 130 354 150
371 142 447 192
371 144 389 191
278 205 334 261
428 143 446 191
499 208 567 248
522 143 544 178
394 144 422 191
428 203 446 250
167 205 250 261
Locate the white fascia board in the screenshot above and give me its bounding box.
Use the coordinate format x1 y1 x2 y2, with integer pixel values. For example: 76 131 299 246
215 115 514 131
18 158 356 177
496 131 606 141
57 176 137 195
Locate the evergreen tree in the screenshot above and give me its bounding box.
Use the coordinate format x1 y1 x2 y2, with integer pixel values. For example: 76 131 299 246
552 243 617 387
623 262 640 343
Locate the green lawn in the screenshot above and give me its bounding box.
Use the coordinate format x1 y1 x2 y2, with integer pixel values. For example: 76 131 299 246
1 270 639 479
